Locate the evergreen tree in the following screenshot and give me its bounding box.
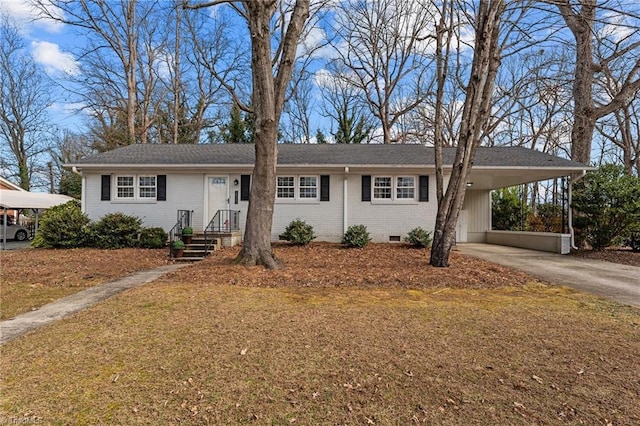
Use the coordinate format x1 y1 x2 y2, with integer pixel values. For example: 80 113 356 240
572 164 640 250
316 129 327 144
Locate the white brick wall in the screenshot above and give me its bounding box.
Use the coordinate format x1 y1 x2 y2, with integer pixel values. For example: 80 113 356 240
83 169 488 243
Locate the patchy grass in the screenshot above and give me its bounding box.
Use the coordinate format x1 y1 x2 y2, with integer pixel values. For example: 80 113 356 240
1 244 639 425
0 248 169 320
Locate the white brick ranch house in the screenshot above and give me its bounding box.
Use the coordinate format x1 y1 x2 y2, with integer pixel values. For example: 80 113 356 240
67 144 589 251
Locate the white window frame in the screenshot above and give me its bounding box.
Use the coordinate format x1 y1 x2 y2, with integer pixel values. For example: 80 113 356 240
115 175 135 199
298 175 318 199
372 175 417 202
276 175 319 201
396 176 415 200
138 175 157 199
277 176 296 199
373 176 393 200
114 174 157 201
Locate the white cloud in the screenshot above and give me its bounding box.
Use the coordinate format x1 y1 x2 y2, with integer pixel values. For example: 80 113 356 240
599 10 635 42
0 0 65 33
31 40 80 76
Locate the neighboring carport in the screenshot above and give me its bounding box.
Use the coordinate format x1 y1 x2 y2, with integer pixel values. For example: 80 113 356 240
0 191 73 250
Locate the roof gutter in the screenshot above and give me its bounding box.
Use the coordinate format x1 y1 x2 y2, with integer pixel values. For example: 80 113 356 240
568 170 587 250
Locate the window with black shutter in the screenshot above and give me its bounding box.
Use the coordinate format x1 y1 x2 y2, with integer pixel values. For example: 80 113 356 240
361 175 371 201
320 175 330 201
419 175 429 202
101 175 111 201
240 175 251 201
157 175 167 201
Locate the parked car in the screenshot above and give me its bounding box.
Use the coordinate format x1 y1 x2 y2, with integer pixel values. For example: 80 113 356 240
0 217 29 241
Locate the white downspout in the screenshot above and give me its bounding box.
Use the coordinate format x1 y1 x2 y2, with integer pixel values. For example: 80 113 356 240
71 166 85 212
568 170 587 250
343 167 349 235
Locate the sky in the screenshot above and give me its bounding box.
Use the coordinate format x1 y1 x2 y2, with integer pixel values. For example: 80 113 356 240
1 0 86 130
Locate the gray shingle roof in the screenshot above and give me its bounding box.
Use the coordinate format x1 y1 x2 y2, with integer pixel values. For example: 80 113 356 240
71 143 589 169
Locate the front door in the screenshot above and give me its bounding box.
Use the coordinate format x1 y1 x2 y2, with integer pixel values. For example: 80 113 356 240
207 176 229 225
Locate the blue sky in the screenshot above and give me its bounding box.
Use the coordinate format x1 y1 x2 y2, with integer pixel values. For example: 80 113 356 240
1 0 86 129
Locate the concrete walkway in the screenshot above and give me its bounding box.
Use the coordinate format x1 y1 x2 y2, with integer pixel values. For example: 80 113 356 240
458 243 640 308
0 263 188 345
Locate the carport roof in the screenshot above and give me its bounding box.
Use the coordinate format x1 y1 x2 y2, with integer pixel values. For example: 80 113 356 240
0 190 73 210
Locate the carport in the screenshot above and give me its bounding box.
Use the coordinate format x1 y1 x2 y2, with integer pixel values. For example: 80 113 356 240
0 191 73 250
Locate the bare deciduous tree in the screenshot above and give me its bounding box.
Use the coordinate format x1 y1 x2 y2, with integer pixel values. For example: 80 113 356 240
0 17 53 190
430 0 506 267
333 0 435 144
317 62 374 144
187 0 311 268
549 0 640 164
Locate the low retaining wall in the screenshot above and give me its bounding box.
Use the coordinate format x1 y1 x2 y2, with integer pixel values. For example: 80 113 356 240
486 231 571 254
212 231 242 247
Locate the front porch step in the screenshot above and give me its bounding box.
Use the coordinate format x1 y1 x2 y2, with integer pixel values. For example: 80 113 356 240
171 235 221 262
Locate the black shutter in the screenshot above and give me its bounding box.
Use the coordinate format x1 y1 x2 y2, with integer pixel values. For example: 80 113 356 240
101 175 111 201
419 175 429 202
240 174 251 201
320 175 330 201
361 175 371 201
157 175 166 201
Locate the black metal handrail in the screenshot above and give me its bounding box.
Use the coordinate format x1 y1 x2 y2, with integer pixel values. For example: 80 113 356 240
203 210 240 256
168 210 193 258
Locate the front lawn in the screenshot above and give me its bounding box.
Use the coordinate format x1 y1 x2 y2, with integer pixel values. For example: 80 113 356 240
1 244 638 424
0 248 169 320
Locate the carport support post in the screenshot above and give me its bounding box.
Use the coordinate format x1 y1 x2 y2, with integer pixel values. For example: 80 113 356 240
2 208 7 250
568 171 587 249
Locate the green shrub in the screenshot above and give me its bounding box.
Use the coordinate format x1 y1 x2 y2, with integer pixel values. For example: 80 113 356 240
87 213 142 249
140 227 168 249
572 164 640 250
282 218 316 245
181 226 193 236
32 200 90 248
404 227 432 248
342 224 371 248
171 239 185 249
491 186 530 231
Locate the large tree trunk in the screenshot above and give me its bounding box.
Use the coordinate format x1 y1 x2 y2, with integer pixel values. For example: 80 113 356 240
562 0 596 165
234 0 310 268
236 126 279 268
125 0 138 144
430 0 505 267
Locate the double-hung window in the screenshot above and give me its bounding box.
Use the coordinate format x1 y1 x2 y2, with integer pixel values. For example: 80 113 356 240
116 176 135 199
373 177 392 200
138 176 157 198
299 176 317 199
371 176 416 201
276 175 319 200
396 177 415 199
277 176 295 199
115 175 157 200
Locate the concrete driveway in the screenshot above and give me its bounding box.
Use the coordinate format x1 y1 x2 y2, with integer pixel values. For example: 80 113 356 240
457 243 640 308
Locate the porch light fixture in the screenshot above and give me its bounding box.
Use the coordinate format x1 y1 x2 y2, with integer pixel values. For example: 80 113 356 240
233 179 239 186
466 182 473 187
